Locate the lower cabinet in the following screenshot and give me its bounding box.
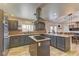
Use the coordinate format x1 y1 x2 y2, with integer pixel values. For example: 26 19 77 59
20 35 26 46
25 36 33 45
50 35 70 52
9 35 34 48
10 36 20 48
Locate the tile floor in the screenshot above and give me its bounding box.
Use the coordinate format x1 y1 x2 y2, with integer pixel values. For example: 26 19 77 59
7 43 79 56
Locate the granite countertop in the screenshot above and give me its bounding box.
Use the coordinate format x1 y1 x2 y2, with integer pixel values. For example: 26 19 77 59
9 30 46 37
9 30 28 37
29 35 50 42
58 31 79 34
65 31 79 33
45 33 72 37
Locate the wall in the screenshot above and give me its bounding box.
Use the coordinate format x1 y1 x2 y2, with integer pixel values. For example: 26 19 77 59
45 20 55 33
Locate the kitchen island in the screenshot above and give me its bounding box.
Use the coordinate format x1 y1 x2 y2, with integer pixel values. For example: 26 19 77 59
29 35 50 56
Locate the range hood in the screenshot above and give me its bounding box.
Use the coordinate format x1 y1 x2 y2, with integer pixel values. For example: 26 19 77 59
34 7 46 31
34 7 45 21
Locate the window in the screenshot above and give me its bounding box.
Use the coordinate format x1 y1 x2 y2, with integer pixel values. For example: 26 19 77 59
22 24 34 32
50 26 53 33
49 26 57 34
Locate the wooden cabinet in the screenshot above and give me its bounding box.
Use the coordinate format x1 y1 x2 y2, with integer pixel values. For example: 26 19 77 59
10 36 20 48
26 36 34 45
13 37 20 47
19 35 27 46
47 35 70 52
57 37 65 51
29 40 50 56
8 20 18 31
37 40 50 56
9 35 34 48
34 21 45 30
50 36 57 47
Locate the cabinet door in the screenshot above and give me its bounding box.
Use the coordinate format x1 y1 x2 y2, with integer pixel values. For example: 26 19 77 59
14 21 18 30
64 37 70 51
26 36 33 45
51 36 57 47
10 36 20 48
34 21 45 30
20 35 26 46
24 36 28 45
37 40 50 56
14 37 20 47
8 20 18 31
9 37 14 48
57 37 65 51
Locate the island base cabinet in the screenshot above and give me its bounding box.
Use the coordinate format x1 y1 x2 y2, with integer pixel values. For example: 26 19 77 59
37 41 50 56
29 40 50 56
29 43 37 56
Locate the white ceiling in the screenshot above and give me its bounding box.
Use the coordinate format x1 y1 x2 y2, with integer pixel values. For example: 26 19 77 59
0 3 43 19
0 3 79 22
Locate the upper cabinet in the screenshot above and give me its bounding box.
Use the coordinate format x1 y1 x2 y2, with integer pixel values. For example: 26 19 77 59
69 22 79 31
8 20 18 31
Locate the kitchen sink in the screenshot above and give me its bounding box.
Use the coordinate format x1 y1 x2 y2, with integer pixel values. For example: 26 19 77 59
34 36 45 40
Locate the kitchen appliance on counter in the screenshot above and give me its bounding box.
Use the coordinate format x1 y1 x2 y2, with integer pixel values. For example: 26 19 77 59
0 9 9 56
